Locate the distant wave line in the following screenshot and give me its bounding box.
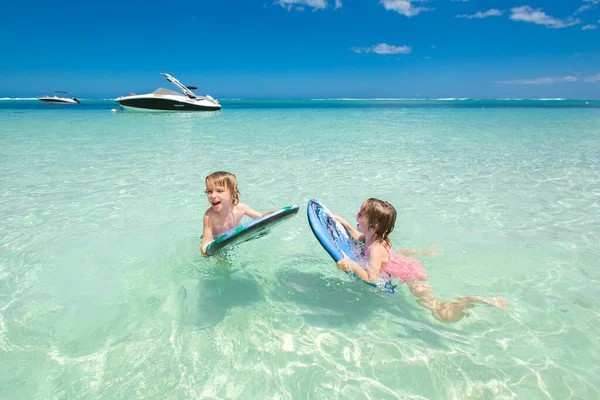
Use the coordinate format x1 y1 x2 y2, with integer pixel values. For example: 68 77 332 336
307 98 573 101
0 97 118 101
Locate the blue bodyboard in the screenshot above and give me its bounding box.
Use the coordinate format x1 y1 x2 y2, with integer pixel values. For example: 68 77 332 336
307 199 395 293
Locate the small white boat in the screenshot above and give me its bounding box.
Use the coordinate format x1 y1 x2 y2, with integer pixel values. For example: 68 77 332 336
116 73 221 112
39 91 80 104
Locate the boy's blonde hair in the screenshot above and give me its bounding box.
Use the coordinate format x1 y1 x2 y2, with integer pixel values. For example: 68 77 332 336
361 198 396 247
205 171 240 205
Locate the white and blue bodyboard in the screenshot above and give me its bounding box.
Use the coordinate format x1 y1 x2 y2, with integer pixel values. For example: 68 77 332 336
306 199 395 293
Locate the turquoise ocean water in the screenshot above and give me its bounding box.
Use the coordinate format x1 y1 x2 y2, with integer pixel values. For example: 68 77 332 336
1 99 599 399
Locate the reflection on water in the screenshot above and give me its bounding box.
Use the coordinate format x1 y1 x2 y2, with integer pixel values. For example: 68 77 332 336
0 101 598 398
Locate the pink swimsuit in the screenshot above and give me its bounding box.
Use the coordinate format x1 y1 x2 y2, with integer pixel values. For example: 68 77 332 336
366 245 428 283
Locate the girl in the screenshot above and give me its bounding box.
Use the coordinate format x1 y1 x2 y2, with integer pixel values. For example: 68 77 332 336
335 198 507 323
200 171 273 256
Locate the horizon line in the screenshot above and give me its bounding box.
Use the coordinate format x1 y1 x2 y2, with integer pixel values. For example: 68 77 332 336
2 97 599 101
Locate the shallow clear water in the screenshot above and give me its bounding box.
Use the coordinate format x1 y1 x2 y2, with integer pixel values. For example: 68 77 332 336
1 100 599 398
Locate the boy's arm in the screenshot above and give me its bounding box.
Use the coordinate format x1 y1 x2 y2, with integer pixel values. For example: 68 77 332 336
242 203 275 219
200 213 213 257
335 215 364 242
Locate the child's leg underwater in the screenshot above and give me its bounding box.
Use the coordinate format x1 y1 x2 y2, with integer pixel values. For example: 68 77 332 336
406 280 506 323
455 295 508 310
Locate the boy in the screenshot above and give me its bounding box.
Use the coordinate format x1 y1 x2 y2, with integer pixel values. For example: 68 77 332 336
201 171 272 256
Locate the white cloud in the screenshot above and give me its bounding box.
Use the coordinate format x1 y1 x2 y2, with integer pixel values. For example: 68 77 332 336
510 6 581 28
334 0 342 8
275 0 328 11
493 76 578 85
351 43 412 55
456 9 503 19
380 0 433 17
576 0 599 14
582 24 597 29
584 73 600 82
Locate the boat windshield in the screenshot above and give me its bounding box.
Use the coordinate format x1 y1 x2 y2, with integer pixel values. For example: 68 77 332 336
152 88 185 96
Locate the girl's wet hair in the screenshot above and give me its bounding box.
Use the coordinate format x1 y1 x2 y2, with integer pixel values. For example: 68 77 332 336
361 198 396 246
205 171 240 205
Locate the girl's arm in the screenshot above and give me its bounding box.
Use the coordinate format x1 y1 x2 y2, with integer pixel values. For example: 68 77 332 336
399 247 438 257
335 215 364 242
200 213 213 257
336 245 385 282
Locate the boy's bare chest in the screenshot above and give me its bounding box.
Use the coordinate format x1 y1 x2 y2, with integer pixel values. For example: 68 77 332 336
212 210 243 235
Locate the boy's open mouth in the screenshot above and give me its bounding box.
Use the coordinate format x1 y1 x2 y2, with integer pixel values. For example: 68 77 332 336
212 201 221 206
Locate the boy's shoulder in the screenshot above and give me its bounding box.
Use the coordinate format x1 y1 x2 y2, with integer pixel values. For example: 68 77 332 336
234 202 250 211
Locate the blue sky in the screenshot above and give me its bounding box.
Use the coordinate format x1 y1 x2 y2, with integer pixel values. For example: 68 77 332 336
1 0 599 99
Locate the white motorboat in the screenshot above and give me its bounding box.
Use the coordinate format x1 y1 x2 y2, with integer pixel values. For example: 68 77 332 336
115 73 221 112
39 91 80 104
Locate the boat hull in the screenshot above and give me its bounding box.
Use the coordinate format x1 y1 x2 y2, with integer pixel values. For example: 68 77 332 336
116 95 221 112
39 97 80 104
